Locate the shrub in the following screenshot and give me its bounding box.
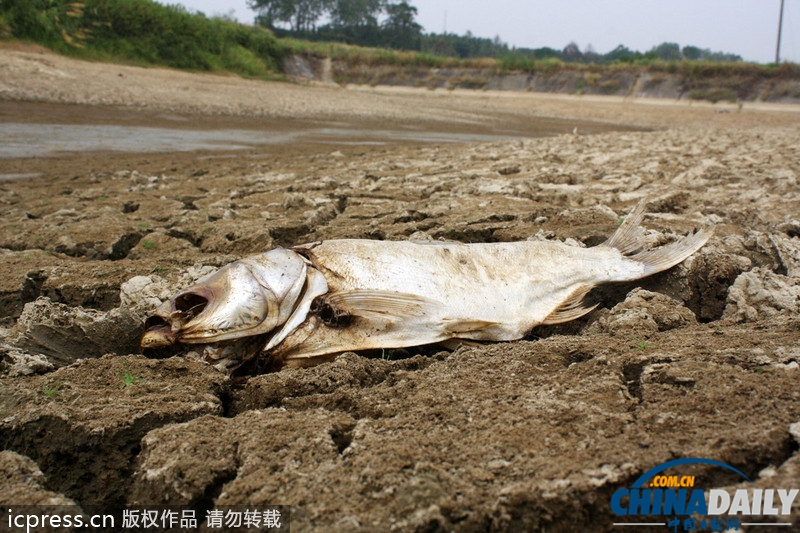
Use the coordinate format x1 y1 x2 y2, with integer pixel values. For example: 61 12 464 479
0 0 283 75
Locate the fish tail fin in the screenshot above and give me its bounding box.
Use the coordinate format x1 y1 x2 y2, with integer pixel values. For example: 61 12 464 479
604 199 714 278
541 201 712 326
630 226 714 277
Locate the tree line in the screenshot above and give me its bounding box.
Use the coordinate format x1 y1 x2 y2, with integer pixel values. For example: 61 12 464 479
250 0 743 64
250 0 424 50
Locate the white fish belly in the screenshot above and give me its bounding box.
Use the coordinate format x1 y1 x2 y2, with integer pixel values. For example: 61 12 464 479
304 239 645 341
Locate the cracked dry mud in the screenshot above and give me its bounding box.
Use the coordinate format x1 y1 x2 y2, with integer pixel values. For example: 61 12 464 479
2 50 800 531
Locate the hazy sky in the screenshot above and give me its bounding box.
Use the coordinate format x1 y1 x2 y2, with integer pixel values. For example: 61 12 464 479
164 0 799 64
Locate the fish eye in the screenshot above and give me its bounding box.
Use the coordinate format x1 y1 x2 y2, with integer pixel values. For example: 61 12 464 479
175 292 209 320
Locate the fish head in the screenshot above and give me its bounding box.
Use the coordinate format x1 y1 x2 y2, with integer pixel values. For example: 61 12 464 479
141 249 312 371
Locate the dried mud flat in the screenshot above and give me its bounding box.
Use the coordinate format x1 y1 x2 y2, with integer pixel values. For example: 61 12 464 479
2 47 800 532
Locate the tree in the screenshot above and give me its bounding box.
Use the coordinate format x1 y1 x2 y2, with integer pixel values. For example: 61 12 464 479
604 44 636 63
681 45 742 62
583 43 600 63
382 1 422 50
682 45 702 61
330 0 384 28
650 42 681 61
249 0 332 31
562 41 582 62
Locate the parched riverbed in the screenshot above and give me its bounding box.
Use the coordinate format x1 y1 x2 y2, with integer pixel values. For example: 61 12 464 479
1 44 800 532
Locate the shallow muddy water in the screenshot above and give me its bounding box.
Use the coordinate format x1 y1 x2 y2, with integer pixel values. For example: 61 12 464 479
0 100 637 164
0 122 531 159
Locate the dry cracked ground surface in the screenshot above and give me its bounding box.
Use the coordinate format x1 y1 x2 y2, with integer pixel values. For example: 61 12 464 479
2 46 800 532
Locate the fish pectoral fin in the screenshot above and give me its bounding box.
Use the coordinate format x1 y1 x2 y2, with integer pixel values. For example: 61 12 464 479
541 285 599 325
326 290 443 320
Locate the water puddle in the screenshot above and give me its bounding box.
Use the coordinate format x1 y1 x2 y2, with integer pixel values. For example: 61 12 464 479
0 172 43 180
0 123 524 159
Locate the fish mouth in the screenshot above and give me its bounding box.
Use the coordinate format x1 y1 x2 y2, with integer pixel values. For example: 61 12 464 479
139 286 258 370
140 289 213 350
138 288 272 375
141 295 268 372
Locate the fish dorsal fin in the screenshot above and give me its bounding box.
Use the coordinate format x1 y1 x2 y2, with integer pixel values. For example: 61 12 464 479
541 285 598 325
326 290 442 320
602 199 647 256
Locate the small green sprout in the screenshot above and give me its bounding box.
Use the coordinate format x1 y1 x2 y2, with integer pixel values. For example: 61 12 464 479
142 240 155 250
120 362 144 387
42 385 60 398
634 340 652 351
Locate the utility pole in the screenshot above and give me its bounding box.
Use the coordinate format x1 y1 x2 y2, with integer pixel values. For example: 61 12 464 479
775 0 785 63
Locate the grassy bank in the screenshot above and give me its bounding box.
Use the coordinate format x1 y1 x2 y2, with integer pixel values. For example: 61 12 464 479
284 37 800 81
0 0 284 77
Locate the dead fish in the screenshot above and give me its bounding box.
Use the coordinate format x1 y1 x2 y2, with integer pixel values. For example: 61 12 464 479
141 201 712 374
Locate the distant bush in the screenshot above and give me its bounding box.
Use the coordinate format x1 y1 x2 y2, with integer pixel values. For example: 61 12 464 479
0 12 10 39
0 0 284 76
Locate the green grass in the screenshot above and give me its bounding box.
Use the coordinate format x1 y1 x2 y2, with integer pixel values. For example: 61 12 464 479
42 384 60 398
634 340 652 351
120 361 144 387
0 0 284 77
282 37 494 70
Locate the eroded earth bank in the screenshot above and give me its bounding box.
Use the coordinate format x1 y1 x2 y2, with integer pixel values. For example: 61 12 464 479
1 46 800 532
